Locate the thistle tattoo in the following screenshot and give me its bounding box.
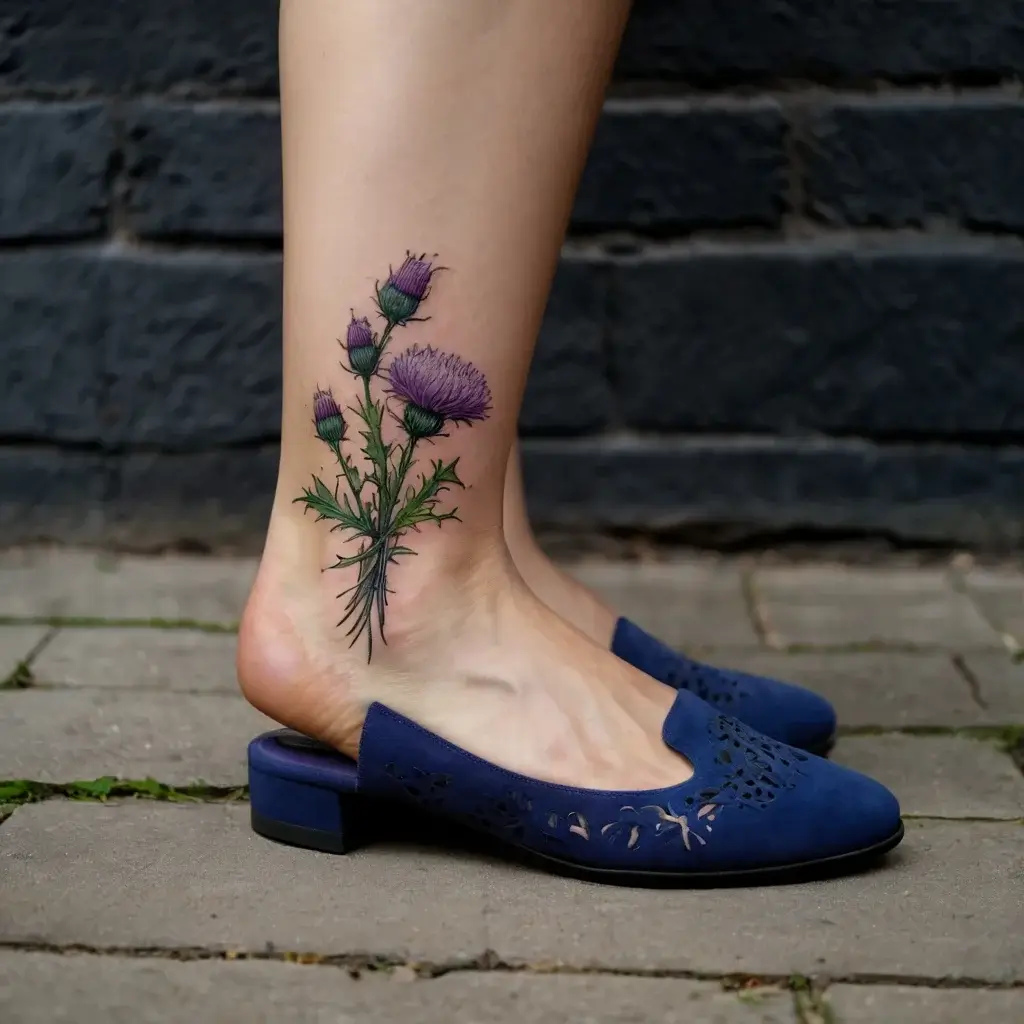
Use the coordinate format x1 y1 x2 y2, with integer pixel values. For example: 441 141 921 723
297 254 491 659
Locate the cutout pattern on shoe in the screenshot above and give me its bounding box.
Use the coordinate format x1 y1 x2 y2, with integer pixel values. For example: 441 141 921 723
249 686 903 882
611 618 837 753
370 705 809 860
664 660 749 708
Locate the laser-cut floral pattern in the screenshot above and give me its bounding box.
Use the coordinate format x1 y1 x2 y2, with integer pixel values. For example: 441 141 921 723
372 714 812 861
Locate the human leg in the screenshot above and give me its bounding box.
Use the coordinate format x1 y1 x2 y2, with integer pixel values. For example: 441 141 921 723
238 0 692 791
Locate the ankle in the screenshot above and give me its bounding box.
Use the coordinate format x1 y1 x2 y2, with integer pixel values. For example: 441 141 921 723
239 505 689 789
237 507 513 746
506 535 617 645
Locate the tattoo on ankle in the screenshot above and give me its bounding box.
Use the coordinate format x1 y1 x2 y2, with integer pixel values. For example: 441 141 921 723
296 254 491 659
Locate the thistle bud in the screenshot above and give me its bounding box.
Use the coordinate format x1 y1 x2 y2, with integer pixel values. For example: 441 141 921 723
346 315 378 376
376 255 435 325
313 388 345 446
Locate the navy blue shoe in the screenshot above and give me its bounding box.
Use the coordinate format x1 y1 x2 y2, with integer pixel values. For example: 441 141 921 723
612 618 837 755
248 688 902 886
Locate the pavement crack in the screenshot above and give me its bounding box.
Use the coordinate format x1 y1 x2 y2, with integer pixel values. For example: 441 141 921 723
838 724 1024 747
740 569 773 646
951 653 989 710
0 615 238 634
0 942 1020 989
903 814 1023 824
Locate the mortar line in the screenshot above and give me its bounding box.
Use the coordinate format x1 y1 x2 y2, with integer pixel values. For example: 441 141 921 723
3 682 243 696
0 616 238 634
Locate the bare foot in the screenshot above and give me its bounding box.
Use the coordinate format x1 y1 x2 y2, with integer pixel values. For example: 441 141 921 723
237 514 691 791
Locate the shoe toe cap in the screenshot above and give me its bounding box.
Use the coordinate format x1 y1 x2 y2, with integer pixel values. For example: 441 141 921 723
796 760 903 860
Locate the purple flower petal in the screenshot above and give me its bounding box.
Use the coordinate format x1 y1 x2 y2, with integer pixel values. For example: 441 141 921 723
389 256 434 300
346 315 373 350
313 388 342 423
387 345 492 424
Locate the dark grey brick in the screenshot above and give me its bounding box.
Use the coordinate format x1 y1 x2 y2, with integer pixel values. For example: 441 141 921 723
111 447 277 550
10 438 1024 551
618 0 1024 82
520 262 612 435
573 105 786 231
608 245 1024 436
0 0 278 93
805 97 1024 231
521 437 1024 547
0 251 105 442
124 103 281 239
119 102 787 239
0 103 111 238
0 448 108 544
101 252 282 449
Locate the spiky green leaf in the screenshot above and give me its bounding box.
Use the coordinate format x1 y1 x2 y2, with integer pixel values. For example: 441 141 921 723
296 476 366 532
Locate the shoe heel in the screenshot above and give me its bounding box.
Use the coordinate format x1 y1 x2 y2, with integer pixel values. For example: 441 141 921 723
249 764 376 855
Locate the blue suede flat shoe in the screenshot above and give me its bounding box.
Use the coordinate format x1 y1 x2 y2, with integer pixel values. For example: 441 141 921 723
248 688 902 886
612 618 836 755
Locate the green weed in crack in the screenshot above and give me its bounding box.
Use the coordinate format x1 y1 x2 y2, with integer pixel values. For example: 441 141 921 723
0 660 33 689
0 778 248 806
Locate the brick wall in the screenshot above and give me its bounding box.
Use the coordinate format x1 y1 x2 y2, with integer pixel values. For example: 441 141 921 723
2 0 1024 549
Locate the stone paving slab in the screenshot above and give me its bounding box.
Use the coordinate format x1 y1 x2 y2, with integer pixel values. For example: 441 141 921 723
0 953 795 1024
826 984 1022 1023
705 652 982 729
0 625 48 682
963 568 1024 649
0 690 271 785
960 653 1024 725
569 559 760 647
833 736 1024 820
753 567 999 649
2 804 1020 982
0 548 255 624
31 628 238 693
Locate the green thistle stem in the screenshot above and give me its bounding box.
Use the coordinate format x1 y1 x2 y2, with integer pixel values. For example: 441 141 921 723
361 373 388 509
348 331 416 659
360 436 419 657
376 322 396 360
329 308 441 658
328 440 366 521
386 439 418 530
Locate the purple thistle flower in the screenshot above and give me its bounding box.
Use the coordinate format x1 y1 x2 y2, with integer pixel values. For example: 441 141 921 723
312 387 345 446
345 315 378 376
376 254 437 324
387 345 491 438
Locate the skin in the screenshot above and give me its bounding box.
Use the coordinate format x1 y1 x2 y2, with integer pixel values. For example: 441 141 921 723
238 0 692 792
503 440 621 644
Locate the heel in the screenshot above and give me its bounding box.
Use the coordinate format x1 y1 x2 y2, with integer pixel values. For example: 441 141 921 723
249 763 376 855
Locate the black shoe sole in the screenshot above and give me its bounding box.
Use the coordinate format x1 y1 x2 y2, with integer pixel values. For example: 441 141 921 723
251 808 904 889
